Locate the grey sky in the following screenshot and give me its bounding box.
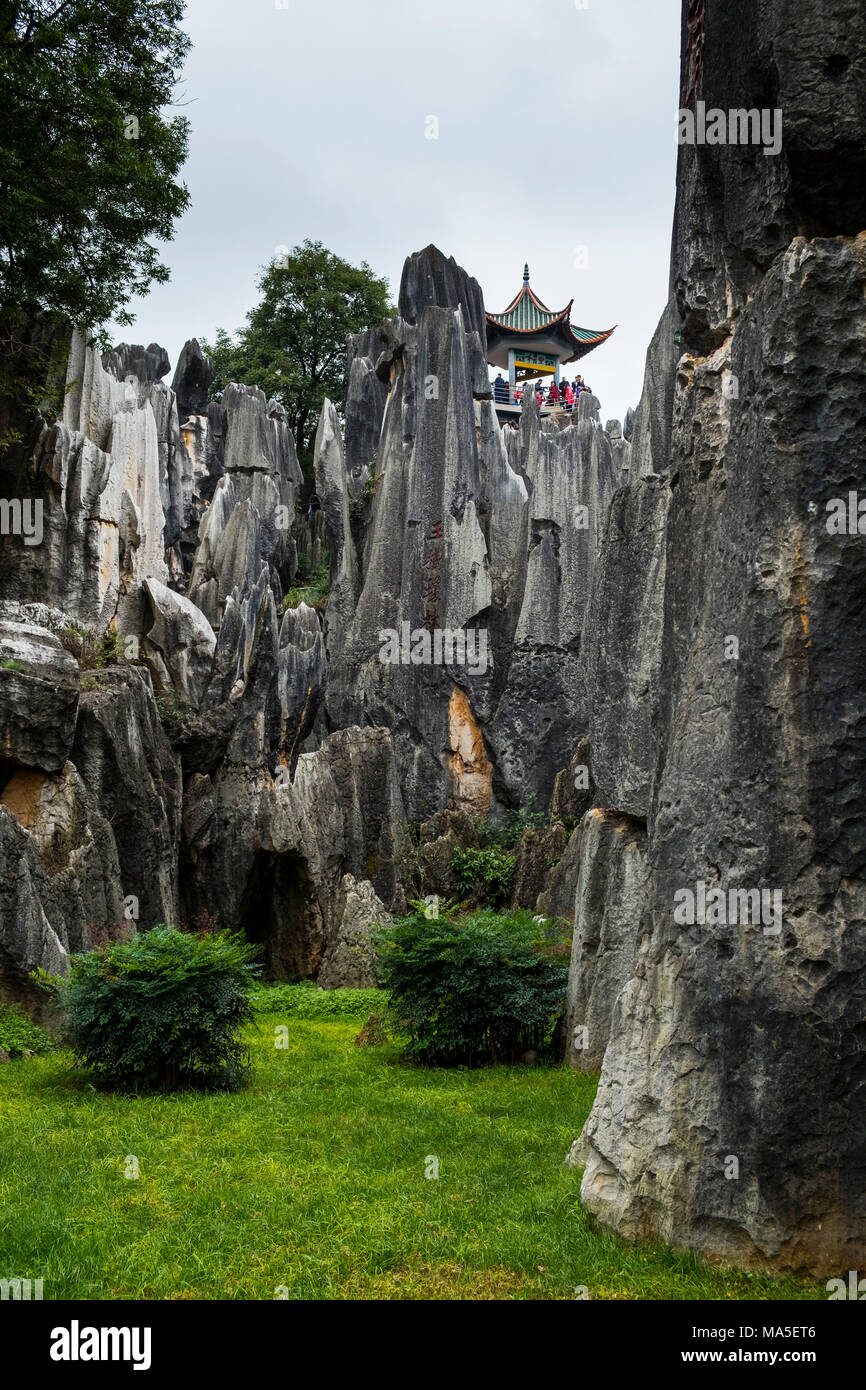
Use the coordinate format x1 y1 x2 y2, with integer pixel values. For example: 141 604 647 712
116 0 681 425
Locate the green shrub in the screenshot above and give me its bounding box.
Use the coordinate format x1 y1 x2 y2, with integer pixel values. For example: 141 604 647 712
375 908 568 1066
450 845 516 906
0 1002 55 1059
58 624 125 670
59 927 261 1091
250 982 387 1020
469 806 547 850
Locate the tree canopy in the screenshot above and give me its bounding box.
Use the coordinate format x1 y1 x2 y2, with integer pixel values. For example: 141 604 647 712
202 240 393 472
0 0 191 333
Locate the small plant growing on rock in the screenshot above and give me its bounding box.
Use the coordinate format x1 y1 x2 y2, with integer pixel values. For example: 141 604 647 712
154 691 187 725
283 558 330 614
59 927 261 1091
59 624 125 671
450 845 516 907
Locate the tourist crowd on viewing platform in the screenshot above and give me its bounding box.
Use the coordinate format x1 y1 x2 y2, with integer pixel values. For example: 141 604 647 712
490 373 592 410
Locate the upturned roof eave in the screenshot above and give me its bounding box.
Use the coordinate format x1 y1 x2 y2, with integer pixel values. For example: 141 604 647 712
486 318 616 347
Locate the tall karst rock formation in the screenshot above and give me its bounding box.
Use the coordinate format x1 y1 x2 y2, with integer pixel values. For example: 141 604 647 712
571 0 866 1274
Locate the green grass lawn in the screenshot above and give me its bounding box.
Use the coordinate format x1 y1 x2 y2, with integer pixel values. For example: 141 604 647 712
0 1000 826 1301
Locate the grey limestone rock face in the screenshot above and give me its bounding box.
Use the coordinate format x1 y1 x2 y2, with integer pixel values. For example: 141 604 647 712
534 824 583 929
319 292 496 823
0 658 181 1001
408 808 479 901
102 343 170 386
317 873 390 990
399 243 487 346
583 472 670 818
70 666 182 932
0 331 172 629
142 577 217 708
321 246 621 821
181 725 406 981
186 383 302 630
629 298 679 480
0 761 125 993
570 0 866 1266
563 811 649 1074
0 615 79 772
171 338 214 418
672 0 866 356
510 823 568 911
344 329 387 497
484 396 621 809
0 323 403 999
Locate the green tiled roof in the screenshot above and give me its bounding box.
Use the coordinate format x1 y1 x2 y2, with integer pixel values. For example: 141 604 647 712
486 265 616 359
488 285 562 332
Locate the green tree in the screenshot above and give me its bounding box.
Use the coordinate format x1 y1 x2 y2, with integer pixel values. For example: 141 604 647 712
0 1 191 331
202 240 392 472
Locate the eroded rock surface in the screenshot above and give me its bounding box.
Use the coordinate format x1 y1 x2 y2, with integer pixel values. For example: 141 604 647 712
570 0 866 1275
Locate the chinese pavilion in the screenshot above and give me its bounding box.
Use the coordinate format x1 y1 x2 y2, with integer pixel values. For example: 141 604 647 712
486 264 615 406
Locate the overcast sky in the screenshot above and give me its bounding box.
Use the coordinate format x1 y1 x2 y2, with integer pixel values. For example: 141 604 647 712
115 0 681 426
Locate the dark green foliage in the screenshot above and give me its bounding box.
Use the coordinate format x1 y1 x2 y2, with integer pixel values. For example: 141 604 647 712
472 806 547 850
450 845 516 906
60 927 261 1090
375 909 569 1067
201 240 393 473
0 1 190 332
0 1001 54 1057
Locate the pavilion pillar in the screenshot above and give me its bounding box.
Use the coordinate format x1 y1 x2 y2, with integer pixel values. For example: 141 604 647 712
508 350 516 393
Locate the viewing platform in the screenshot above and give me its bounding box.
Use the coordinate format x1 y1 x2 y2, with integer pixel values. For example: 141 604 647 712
488 381 599 428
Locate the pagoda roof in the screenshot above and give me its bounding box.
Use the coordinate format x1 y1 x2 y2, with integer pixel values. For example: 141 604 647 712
485 264 615 363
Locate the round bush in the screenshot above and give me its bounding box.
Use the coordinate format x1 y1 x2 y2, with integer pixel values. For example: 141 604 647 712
375 908 569 1066
60 927 261 1090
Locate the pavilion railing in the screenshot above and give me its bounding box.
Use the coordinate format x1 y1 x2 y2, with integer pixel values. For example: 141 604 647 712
489 383 591 410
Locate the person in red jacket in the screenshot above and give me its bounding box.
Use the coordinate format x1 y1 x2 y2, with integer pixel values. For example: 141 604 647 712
564 382 575 410
549 379 560 405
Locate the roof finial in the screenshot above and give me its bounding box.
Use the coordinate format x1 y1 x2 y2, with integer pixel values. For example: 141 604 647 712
523 262 530 283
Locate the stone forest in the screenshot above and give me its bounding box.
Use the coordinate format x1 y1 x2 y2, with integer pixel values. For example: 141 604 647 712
0 0 864 1320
